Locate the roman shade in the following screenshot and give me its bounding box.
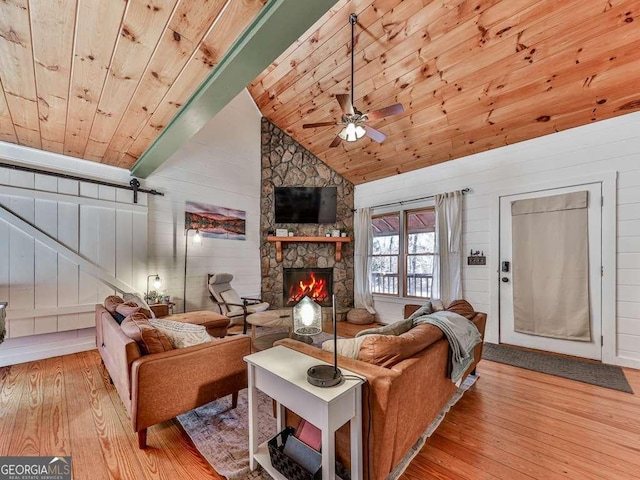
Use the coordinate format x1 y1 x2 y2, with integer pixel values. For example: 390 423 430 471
511 191 591 341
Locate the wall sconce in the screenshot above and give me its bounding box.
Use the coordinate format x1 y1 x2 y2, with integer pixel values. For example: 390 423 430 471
183 228 201 313
146 274 162 302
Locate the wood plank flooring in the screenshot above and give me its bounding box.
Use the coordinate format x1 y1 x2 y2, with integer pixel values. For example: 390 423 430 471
0 334 638 479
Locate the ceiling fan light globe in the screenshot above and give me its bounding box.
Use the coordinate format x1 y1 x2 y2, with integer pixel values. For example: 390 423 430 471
355 125 366 139
343 122 358 142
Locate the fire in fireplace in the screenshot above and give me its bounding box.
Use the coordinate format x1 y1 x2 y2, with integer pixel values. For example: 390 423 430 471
283 268 333 307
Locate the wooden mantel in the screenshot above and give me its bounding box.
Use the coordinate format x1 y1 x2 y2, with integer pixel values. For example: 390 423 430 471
267 236 351 262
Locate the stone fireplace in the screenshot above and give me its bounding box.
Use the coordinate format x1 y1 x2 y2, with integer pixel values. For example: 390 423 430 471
260 118 354 314
283 268 333 307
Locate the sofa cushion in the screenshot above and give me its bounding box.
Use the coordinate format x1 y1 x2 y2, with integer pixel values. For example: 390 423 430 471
115 301 152 319
446 299 476 320
149 318 212 349
321 335 376 359
123 293 156 318
104 295 124 314
358 323 444 368
355 318 413 338
121 313 173 355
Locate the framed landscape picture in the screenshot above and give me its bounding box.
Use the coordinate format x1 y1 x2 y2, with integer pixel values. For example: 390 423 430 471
185 201 246 240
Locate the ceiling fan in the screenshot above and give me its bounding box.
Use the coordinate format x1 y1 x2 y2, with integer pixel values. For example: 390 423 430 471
302 13 404 147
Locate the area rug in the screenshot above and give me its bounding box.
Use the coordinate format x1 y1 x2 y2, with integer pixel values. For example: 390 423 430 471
482 342 633 393
177 375 478 480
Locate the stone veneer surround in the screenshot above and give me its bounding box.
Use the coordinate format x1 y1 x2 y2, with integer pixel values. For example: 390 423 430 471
260 118 354 313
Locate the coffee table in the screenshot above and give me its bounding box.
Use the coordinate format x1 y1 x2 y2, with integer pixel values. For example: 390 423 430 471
246 309 312 351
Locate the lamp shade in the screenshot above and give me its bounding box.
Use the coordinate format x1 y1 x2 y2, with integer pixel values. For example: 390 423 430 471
338 122 366 142
293 296 322 336
152 275 162 289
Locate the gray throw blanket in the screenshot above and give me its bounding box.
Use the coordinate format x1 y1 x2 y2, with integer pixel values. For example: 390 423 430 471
413 311 482 384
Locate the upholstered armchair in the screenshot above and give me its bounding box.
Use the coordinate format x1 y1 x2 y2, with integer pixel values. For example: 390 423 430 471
207 273 269 334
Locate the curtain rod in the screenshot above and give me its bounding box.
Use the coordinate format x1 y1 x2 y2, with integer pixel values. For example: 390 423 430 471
0 161 163 204
360 187 470 211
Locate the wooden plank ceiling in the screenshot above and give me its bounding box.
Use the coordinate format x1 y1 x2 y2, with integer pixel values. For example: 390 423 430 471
2 0 640 184
0 0 266 168
249 0 640 184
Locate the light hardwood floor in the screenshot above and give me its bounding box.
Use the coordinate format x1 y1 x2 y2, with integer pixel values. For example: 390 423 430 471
0 339 639 479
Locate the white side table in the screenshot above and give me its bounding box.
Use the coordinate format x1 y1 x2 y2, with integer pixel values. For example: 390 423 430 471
245 345 364 480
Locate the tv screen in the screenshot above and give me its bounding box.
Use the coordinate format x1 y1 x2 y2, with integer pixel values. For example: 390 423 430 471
275 187 337 224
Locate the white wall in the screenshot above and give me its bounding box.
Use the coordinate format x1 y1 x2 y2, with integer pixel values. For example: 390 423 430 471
355 111 640 369
0 89 262 364
143 89 262 312
0 143 147 366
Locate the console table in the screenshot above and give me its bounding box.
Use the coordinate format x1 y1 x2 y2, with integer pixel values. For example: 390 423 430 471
267 236 351 262
245 346 364 480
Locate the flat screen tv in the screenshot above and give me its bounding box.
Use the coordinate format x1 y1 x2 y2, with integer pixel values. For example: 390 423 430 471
275 187 337 224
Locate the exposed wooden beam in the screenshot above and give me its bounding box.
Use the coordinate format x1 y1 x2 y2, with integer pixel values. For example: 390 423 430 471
129 0 339 178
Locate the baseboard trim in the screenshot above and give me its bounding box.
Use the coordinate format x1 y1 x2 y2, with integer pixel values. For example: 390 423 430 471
0 338 96 367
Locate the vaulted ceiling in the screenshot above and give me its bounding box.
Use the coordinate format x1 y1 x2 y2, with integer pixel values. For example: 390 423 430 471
0 0 266 167
1 0 640 185
249 0 640 184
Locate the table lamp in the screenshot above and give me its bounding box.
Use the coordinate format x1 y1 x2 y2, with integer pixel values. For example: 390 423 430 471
293 294 343 387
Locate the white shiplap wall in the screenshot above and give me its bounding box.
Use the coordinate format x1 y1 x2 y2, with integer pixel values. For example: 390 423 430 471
137 89 262 313
0 144 147 366
355 111 640 369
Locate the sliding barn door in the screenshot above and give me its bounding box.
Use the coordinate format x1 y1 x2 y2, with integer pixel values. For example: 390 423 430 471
0 170 147 339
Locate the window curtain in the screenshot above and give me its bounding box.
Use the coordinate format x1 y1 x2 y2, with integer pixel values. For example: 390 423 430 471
432 190 463 306
354 207 376 314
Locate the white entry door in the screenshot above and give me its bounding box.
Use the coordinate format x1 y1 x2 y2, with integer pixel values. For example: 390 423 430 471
499 183 602 360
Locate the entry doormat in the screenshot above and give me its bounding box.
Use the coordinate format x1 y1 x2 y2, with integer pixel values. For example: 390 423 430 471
482 343 633 393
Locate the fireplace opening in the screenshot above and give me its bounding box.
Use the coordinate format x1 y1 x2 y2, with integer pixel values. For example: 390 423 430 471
283 268 333 307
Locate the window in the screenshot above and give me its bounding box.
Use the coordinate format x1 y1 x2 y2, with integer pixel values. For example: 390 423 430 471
405 208 435 298
370 207 435 298
371 213 399 295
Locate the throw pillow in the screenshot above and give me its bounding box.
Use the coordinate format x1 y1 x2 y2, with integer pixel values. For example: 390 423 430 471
358 323 444 368
220 289 243 312
406 302 433 321
115 301 152 319
104 295 124 314
149 318 212 349
121 313 173 355
431 299 445 312
446 299 476 320
113 311 127 325
123 293 156 318
321 335 376 359
355 318 413 338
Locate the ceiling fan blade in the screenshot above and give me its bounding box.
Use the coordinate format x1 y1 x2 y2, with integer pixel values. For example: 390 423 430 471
365 103 404 121
364 125 387 144
329 135 342 148
336 94 354 115
303 121 338 129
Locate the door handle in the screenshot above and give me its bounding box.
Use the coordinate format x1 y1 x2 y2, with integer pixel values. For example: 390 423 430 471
501 277 509 283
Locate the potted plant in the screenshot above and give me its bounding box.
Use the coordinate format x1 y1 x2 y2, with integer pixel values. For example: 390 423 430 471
287 226 295 237
340 228 349 237
144 290 158 304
